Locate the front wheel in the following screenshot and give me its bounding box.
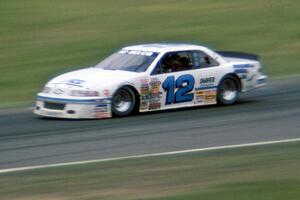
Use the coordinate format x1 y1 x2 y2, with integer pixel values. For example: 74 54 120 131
217 76 240 105
112 87 136 117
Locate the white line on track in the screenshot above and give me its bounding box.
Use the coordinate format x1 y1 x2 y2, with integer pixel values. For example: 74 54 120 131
1 137 300 174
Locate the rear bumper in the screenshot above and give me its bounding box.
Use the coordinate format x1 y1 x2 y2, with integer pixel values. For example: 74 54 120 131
34 95 112 119
255 75 267 88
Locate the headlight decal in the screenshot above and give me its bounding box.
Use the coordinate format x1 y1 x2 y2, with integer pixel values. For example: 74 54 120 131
70 90 99 97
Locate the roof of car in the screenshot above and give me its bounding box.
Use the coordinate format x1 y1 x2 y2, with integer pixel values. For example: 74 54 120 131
123 43 206 53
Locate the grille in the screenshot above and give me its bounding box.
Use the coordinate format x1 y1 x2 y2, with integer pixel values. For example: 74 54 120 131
44 102 65 110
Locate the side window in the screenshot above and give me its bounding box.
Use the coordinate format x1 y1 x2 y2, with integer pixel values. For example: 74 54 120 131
151 51 193 75
151 50 219 75
193 51 219 68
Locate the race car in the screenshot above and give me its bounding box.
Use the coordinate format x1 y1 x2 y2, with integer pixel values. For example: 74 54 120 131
34 43 267 119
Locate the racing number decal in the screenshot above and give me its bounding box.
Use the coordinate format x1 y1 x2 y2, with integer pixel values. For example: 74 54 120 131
162 74 195 104
162 76 175 104
175 75 195 103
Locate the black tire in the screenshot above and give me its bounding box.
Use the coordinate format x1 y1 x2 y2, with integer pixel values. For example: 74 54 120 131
111 87 136 117
217 75 240 105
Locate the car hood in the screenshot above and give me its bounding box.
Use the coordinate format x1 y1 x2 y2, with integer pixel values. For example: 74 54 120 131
48 67 138 88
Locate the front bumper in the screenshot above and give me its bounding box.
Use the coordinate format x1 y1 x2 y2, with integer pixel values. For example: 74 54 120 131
34 95 112 119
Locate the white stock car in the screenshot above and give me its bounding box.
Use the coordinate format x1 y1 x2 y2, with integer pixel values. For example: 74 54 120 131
34 43 267 119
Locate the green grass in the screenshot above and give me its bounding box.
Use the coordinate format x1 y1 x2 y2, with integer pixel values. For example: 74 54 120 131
0 141 300 200
0 0 299 107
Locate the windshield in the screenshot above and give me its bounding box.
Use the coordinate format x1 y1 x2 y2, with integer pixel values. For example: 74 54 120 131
95 50 159 72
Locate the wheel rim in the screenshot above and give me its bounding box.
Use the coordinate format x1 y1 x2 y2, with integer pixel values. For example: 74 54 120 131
220 79 238 101
112 88 133 113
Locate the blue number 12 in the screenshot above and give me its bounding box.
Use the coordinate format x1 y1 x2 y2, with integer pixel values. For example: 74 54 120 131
162 74 195 105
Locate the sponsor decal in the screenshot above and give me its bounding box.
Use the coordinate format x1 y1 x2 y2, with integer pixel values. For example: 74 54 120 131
94 104 111 118
194 89 216 104
119 49 154 56
150 90 161 97
204 90 217 103
139 77 162 110
148 78 162 110
140 86 150 96
150 78 161 96
139 77 163 111
139 78 150 111
148 102 161 110
140 101 149 110
150 78 161 87
195 90 205 103
200 77 215 87
200 77 215 84
140 92 149 100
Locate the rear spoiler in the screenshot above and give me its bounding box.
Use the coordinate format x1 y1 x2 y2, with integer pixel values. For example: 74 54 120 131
216 51 260 61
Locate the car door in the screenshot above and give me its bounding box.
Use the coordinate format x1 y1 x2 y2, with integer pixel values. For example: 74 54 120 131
147 50 222 111
191 50 223 105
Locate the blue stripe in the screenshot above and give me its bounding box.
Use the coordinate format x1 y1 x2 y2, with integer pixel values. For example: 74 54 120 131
37 95 111 104
195 86 217 90
234 69 248 74
96 104 109 107
233 64 253 69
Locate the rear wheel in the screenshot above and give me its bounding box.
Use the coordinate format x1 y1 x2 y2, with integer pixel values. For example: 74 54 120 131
112 87 136 116
217 76 240 105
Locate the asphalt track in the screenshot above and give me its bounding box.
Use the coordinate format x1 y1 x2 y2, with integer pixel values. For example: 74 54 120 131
0 77 300 170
